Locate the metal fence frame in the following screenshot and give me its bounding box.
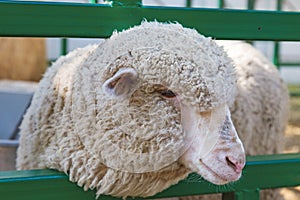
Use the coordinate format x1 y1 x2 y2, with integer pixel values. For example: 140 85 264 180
0 1 299 199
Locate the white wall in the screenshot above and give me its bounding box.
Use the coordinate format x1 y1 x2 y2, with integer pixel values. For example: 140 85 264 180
46 38 102 60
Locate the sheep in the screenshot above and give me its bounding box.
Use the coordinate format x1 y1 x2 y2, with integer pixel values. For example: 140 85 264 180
16 22 288 199
216 40 289 156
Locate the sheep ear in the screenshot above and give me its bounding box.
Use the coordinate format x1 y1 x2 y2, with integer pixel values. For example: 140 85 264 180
102 68 138 98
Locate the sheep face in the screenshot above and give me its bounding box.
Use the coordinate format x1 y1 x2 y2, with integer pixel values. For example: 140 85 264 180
100 63 245 185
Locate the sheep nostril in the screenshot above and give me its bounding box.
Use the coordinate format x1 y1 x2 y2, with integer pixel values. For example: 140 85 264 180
225 156 244 173
225 156 235 169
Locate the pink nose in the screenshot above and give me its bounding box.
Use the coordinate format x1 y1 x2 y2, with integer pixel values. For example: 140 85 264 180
225 156 245 173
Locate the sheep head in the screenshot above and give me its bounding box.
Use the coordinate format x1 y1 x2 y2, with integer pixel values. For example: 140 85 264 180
99 52 245 177
97 21 245 181
17 22 245 198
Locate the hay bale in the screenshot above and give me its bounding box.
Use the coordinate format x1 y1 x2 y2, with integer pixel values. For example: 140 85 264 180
0 37 47 81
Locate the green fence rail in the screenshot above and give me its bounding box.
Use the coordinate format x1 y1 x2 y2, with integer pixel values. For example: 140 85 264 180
0 1 300 200
0 153 299 200
1 0 300 40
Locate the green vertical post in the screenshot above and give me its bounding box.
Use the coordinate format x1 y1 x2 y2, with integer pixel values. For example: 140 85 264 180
277 0 282 10
273 0 282 69
273 42 280 68
222 189 260 200
246 0 255 45
112 0 142 7
60 38 68 56
186 0 192 8
218 0 225 8
247 0 255 10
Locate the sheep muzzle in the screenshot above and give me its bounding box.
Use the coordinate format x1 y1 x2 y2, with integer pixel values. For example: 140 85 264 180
179 104 246 185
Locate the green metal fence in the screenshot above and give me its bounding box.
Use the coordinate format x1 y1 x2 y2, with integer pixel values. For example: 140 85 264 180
0 153 299 200
1 0 300 39
0 0 300 199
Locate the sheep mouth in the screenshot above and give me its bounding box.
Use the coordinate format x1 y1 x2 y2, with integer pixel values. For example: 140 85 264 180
199 159 240 184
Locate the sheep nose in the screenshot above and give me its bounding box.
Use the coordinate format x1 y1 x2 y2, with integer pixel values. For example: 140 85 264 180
225 156 245 173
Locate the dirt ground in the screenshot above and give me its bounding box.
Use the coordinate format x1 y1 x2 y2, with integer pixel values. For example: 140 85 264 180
280 89 300 200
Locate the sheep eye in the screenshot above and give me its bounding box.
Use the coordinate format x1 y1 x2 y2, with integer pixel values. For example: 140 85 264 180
159 89 176 98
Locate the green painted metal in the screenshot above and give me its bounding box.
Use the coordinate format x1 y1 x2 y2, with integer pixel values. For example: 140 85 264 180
272 0 300 70
218 0 225 8
279 62 300 67
235 189 260 200
247 0 255 10
290 92 300 97
60 38 68 55
273 42 280 68
277 0 282 10
1 1 300 40
0 170 96 200
0 153 299 200
271 0 300 97
89 0 98 5
273 0 282 69
112 0 142 7
0 1 299 200
185 0 192 8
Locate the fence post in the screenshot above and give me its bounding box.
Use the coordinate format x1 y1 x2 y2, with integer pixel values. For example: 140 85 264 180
273 0 282 69
112 0 142 7
222 189 260 200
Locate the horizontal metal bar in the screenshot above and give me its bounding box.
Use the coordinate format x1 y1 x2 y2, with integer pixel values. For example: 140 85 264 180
278 62 300 66
0 139 18 147
235 189 260 200
0 153 299 199
290 92 300 97
1 1 300 40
